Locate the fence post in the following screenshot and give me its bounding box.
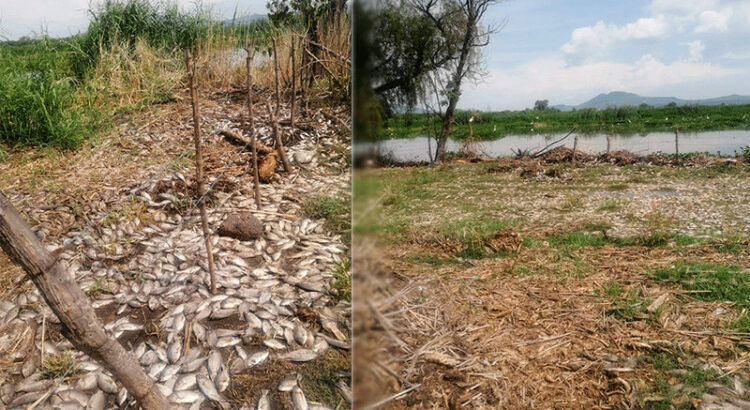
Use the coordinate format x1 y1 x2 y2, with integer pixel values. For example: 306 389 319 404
246 45 262 209
186 50 217 295
0 193 169 409
606 135 611 154
674 128 679 160
573 135 579 164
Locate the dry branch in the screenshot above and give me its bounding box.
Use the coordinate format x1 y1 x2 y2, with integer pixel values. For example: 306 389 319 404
0 192 169 409
218 128 273 155
186 50 217 295
266 101 292 173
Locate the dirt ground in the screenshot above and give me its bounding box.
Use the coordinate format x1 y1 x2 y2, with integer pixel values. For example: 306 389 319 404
354 156 750 409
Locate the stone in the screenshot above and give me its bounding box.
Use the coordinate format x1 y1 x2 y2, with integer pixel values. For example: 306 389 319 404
293 151 315 164
217 213 263 241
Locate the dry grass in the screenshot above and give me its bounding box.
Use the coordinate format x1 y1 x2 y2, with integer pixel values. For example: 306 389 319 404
354 161 750 409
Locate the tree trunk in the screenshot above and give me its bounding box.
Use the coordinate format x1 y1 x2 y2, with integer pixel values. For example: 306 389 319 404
0 193 169 409
436 13 475 162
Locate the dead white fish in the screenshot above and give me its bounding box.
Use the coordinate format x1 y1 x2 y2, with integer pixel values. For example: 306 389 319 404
216 366 230 392
278 375 298 392
97 372 118 394
182 357 205 373
117 388 128 407
216 336 240 348
256 389 270 410
312 338 329 355
247 351 269 367
291 386 308 410
159 364 181 383
76 373 98 391
169 390 205 404
284 349 318 362
148 361 167 379
175 373 197 391
168 339 182 364
197 374 228 409
208 351 222 380
263 339 286 350
86 390 106 410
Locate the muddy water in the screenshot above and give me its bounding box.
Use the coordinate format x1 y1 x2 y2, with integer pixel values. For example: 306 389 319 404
358 130 750 163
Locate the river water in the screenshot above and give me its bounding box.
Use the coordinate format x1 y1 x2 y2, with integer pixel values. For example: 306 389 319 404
356 130 750 163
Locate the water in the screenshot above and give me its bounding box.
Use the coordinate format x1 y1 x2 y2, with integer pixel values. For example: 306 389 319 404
356 130 750 163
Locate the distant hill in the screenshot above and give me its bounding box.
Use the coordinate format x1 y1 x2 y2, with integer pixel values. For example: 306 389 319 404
552 91 750 111
222 13 267 26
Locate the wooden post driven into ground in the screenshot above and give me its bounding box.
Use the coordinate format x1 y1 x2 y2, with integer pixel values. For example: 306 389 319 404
0 193 169 409
675 128 680 160
573 135 579 164
290 37 297 130
606 135 612 154
267 101 292 173
186 50 217 295
245 45 262 209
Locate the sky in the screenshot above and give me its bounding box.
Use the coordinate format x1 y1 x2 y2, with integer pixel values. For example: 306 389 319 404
461 0 750 110
0 0 266 40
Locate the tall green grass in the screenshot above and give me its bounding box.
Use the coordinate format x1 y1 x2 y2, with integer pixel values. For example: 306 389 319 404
0 0 278 148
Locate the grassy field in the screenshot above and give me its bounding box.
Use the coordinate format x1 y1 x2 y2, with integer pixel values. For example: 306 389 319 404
381 104 750 140
0 0 278 150
354 159 750 408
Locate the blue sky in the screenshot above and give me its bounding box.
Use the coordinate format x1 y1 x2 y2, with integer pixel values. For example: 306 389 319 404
462 0 750 110
0 0 266 40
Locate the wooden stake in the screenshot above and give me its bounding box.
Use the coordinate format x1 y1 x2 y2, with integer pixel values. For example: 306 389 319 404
266 101 292 173
291 37 297 131
272 36 281 117
0 193 169 409
606 135 612 154
573 135 579 164
675 128 679 160
186 50 217 295
245 45 262 209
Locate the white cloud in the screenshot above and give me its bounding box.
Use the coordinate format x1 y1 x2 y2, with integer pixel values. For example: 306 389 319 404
463 55 743 110
695 8 731 33
562 16 672 60
685 40 705 62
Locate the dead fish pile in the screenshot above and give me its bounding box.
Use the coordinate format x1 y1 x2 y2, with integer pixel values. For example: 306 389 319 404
0 113 350 409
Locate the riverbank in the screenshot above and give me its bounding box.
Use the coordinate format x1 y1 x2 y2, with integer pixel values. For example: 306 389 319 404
354 159 750 408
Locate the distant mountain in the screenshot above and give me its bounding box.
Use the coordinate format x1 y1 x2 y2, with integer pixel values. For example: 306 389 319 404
222 13 267 26
552 91 750 111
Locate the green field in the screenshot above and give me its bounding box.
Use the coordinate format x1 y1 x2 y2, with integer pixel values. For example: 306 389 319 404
381 104 750 140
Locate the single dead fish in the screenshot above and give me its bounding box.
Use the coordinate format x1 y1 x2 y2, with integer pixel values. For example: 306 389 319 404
291 386 308 410
283 349 318 362
256 389 270 410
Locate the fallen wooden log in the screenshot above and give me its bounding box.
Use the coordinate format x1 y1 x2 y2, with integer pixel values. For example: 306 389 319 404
0 192 169 409
219 128 274 155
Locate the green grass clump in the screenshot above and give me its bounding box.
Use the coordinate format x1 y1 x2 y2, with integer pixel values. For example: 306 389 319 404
600 282 650 321
41 350 80 380
86 278 115 297
303 194 351 241
652 262 750 306
598 199 622 211
331 259 351 302
641 352 729 409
